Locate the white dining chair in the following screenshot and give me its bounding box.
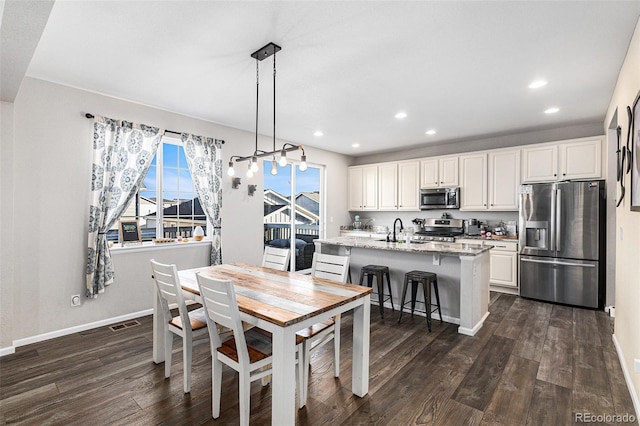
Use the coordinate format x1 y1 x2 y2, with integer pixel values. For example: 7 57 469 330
297 252 350 405
150 259 209 394
262 246 291 271
196 273 305 424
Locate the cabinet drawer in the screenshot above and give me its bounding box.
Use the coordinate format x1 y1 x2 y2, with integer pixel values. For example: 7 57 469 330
487 241 518 252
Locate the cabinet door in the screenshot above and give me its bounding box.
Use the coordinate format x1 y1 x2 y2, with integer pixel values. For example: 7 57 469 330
439 156 459 187
522 145 558 183
378 163 398 210
559 138 602 180
420 158 439 188
489 149 520 210
398 161 420 210
362 165 379 210
348 167 364 210
460 153 487 210
489 250 518 288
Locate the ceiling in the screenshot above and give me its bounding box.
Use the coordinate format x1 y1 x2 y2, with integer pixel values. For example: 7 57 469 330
12 1 640 155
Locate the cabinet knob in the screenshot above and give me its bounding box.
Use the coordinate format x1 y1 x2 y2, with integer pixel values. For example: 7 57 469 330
563 173 566 176
553 174 557 177
484 204 487 206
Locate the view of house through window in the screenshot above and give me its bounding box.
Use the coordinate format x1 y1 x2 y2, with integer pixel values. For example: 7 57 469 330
263 160 322 271
107 137 205 242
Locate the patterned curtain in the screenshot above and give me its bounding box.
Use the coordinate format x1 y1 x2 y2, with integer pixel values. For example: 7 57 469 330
182 134 223 265
86 117 163 298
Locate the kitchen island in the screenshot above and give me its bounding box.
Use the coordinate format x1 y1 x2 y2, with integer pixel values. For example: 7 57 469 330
315 237 491 336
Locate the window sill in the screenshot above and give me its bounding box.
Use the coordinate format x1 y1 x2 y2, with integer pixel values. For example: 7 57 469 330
109 239 211 254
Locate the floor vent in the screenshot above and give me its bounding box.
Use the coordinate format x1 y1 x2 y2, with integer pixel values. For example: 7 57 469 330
109 320 141 331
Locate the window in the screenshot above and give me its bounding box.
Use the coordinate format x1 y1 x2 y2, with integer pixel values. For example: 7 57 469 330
107 137 204 242
263 160 323 271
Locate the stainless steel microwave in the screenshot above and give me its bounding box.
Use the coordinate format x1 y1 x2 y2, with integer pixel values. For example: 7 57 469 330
420 187 460 210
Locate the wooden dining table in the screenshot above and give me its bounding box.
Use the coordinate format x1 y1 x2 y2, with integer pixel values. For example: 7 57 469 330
151 262 372 425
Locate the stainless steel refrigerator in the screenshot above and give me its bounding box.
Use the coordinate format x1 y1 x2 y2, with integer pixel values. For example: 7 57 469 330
519 180 605 309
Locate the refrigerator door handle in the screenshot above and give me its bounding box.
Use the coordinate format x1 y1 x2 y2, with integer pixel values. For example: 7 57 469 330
520 258 596 268
550 187 556 251
556 189 562 252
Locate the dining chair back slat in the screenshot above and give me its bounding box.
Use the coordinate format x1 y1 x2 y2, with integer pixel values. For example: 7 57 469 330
262 246 290 271
311 252 350 283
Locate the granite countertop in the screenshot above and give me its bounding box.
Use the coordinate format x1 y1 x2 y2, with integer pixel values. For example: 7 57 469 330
316 237 492 256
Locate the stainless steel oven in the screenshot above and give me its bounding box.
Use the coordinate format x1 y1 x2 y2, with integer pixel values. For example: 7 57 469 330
419 187 460 210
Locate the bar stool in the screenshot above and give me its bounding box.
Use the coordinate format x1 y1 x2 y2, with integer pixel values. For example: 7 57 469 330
398 270 442 331
359 265 394 318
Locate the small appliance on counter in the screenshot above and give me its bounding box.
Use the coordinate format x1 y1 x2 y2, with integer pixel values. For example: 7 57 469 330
353 215 362 230
463 219 481 236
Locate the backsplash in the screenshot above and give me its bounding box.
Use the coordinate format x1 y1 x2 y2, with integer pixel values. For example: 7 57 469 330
347 210 519 234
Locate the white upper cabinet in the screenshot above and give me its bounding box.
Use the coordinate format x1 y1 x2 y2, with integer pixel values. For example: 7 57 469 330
378 163 398 210
348 165 378 210
420 156 458 188
559 138 602 180
459 153 488 210
398 161 420 210
488 149 521 210
460 149 520 211
522 137 602 183
521 145 558 182
349 161 420 212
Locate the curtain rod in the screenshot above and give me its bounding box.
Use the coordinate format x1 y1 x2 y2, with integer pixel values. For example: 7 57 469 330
84 113 224 143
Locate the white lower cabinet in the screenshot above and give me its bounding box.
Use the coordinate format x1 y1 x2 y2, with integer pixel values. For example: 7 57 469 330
456 238 519 294
488 241 519 294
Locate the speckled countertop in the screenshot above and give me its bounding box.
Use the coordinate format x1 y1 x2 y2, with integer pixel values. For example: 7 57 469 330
316 237 492 256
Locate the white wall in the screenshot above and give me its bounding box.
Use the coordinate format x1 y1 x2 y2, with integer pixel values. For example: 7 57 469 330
1 101 15 351
605 17 640 412
1 77 350 350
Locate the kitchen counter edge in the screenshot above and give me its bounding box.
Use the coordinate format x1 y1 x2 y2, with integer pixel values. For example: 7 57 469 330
316 237 492 256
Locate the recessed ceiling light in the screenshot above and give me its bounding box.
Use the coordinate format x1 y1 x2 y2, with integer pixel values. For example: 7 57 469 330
394 112 407 119
352 143 360 148
544 107 559 114
528 80 548 89
425 129 436 136
313 131 323 137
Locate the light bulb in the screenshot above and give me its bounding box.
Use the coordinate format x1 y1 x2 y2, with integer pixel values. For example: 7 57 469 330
278 150 287 167
250 156 259 172
299 155 307 172
227 161 235 176
270 161 278 175
246 167 253 178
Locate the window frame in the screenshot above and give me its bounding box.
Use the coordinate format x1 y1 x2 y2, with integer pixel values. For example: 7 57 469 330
111 135 207 243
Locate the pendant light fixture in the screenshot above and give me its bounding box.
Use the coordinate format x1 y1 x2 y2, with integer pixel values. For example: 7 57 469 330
227 42 307 178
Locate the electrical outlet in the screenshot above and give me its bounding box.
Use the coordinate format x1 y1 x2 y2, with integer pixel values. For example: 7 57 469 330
635 358 640 373
71 295 81 307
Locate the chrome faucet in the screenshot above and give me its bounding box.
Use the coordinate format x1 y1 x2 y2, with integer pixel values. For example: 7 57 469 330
391 218 404 242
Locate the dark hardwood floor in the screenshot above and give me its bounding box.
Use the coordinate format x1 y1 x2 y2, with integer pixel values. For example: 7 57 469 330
0 293 637 425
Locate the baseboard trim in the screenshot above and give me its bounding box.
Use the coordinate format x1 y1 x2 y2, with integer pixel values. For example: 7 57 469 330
612 334 640 418
458 311 491 336
0 346 16 356
9 309 153 351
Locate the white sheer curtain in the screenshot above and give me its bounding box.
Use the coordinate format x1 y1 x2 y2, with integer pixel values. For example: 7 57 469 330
86 117 163 298
182 134 223 265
